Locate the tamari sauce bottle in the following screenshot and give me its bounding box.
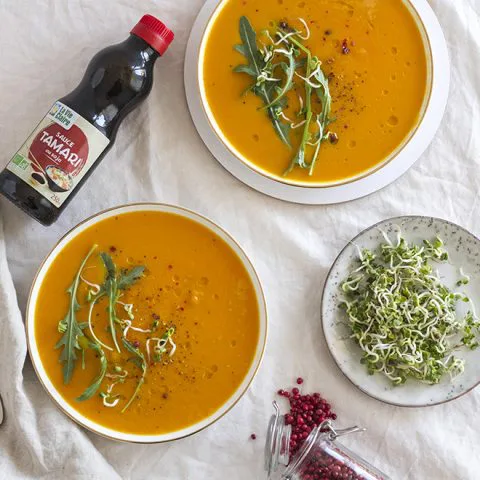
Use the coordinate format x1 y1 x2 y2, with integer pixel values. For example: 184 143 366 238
0 14 174 226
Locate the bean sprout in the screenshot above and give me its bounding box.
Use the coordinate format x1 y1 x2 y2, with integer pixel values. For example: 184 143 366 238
296 18 311 40
121 320 152 339
168 336 177 357
87 300 113 352
80 274 101 296
146 328 176 364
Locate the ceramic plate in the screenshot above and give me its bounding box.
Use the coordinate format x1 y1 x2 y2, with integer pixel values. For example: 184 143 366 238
322 216 480 407
185 0 450 204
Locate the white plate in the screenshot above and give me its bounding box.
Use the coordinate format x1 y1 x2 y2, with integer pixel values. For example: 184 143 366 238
322 216 480 407
26 203 267 443
185 0 450 205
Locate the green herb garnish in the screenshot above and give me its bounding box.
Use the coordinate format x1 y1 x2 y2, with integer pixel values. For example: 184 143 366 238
76 341 107 401
121 338 147 413
98 253 144 352
285 33 333 175
341 233 480 385
152 327 176 364
55 245 98 384
55 248 176 412
234 16 291 147
233 16 335 176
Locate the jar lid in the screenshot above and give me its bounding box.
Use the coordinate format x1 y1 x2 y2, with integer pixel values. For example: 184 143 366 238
131 14 174 55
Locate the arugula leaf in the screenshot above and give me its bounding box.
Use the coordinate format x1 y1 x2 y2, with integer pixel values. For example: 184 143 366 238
234 16 291 147
233 63 257 77
236 16 265 76
55 245 98 385
121 338 147 413
284 35 314 175
233 17 336 177
76 341 107 401
264 88 292 146
307 65 332 175
313 65 332 126
99 253 121 352
263 53 296 109
118 266 145 290
98 254 144 353
100 252 116 279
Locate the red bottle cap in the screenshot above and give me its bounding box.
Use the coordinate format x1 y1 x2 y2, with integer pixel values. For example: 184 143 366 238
131 14 174 55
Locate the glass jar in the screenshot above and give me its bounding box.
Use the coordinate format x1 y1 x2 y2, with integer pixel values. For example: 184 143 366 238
265 402 391 480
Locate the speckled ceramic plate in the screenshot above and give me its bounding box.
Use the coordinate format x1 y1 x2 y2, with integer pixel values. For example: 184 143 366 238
322 216 480 407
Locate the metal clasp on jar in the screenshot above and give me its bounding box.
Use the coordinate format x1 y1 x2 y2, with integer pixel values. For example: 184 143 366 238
265 402 391 480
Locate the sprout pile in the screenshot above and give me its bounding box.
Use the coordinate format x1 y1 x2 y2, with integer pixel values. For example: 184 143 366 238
341 232 480 385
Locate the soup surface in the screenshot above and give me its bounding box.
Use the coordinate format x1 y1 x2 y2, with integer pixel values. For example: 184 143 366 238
35 211 260 435
202 0 429 184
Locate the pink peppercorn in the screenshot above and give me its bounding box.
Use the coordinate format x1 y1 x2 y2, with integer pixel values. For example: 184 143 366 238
277 379 337 458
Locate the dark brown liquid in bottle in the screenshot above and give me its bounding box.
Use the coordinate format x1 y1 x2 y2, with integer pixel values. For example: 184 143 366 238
0 34 159 226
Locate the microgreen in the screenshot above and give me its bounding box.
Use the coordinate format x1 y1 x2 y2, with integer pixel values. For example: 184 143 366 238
341 232 480 385
148 327 176 364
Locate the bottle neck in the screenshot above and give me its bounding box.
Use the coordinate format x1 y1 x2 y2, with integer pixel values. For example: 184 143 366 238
60 33 160 140
127 33 160 62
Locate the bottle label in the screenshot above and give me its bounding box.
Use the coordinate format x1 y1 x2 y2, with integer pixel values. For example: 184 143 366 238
6 101 110 208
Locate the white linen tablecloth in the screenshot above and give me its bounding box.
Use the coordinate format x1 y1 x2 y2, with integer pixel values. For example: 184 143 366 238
0 0 479 478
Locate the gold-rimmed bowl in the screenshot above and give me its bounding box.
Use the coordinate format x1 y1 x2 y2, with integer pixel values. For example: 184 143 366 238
185 0 450 204
26 203 267 443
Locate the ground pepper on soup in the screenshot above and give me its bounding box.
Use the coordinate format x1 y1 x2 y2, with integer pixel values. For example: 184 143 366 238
202 0 428 184
35 211 260 435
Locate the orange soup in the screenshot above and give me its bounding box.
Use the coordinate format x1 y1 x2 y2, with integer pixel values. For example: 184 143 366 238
201 0 429 184
34 211 260 435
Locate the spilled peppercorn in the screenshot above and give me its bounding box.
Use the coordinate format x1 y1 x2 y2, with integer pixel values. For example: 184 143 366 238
277 381 337 457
